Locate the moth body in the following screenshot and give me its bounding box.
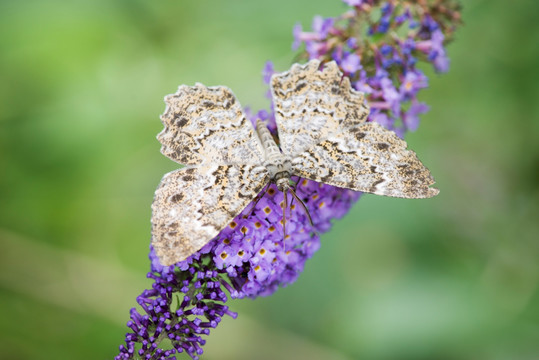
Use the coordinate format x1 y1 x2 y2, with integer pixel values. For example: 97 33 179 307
256 119 292 192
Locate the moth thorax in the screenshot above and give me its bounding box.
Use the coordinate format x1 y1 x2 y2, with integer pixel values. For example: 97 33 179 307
265 156 292 179
275 173 290 192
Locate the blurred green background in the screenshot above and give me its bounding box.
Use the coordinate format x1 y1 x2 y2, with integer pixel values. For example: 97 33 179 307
1 0 538 359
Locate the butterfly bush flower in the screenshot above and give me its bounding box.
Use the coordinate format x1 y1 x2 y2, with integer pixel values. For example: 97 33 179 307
292 0 461 134
116 1 461 358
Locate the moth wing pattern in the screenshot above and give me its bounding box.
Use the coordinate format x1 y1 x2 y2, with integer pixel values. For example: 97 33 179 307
159 84 265 166
271 59 369 158
152 164 270 266
291 121 439 199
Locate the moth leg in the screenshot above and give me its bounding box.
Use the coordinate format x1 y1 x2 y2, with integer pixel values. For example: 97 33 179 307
289 187 315 229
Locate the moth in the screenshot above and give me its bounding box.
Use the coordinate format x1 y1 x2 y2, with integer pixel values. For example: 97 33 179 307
152 60 439 266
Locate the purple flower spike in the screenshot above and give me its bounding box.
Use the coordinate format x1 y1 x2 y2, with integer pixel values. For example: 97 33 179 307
116 249 237 360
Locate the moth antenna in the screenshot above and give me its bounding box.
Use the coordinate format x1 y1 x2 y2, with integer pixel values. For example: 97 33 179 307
243 183 271 218
282 189 288 250
289 187 315 230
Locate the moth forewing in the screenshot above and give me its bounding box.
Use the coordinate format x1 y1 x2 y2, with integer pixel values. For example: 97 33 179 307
158 84 266 166
290 121 439 199
271 59 369 158
152 84 271 266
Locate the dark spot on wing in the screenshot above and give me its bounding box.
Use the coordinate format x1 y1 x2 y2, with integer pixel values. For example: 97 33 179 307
176 117 188 127
202 101 214 109
169 194 184 203
376 143 389 150
320 168 336 183
295 82 307 92
175 146 193 160
370 179 384 192
223 92 236 108
237 191 253 199
165 223 178 231
354 131 366 140
272 79 282 91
